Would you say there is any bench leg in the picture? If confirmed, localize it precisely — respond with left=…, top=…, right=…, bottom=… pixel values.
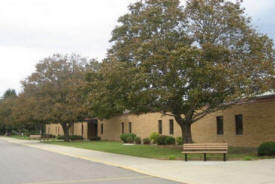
left=185, top=154, right=188, bottom=161
left=204, top=153, right=207, bottom=161
left=224, top=154, right=226, bottom=161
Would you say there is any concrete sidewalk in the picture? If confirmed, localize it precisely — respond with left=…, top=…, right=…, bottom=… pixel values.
left=1, top=137, right=275, bottom=184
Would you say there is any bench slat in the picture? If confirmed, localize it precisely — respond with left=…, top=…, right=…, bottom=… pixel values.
left=182, top=151, right=227, bottom=154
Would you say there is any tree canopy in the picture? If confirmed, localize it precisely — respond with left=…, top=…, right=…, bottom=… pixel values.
left=0, top=0, right=274, bottom=143
left=86, top=0, right=275, bottom=143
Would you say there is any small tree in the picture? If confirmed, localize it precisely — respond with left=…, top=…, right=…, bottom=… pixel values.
left=87, top=0, right=275, bottom=143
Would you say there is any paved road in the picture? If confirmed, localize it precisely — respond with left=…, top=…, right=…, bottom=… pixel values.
left=0, top=139, right=181, bottom=184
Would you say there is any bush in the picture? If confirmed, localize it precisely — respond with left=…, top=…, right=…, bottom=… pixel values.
left=150, top=132, right=160, bottom=144
left=89, top=136, right=101, bottom=141
left=57, top=135, right=83, bottom=141
left=42, top=134, right=56, bottom=138
left=156, top=135, right=167, bottom=145
left=135, top=137, right=141, bottom=144
left=156, top=135, right=175, bottom=145
left=120, top=133, right=136, bottom=143
left=10, top=130, right=19, bottom=136
left=176, top=137, right=183, bottom=145
left=143, top=138, right=151, bottom=144
left=258, top=142, right=275, bottom=156
left=126, top=136, right=134, bottom=143
left=165, top=136, right=176, bottom=145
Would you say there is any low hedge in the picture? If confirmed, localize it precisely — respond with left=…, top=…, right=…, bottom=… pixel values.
left=150, top=132, right=160, bottom=144
left=120, top=133, right=136, bottom=143
left=176, top=137, right=183, bottom=145
left=42, top=134, right=56, bottom=138
left=135, top=137, right=141, bottom=144
left=89, top=136, right=101, bottom=141
left=57, top=135, right=83, bottom=141
left=165, top=136, right=176, bottom=145
left=156, top=135, right=176, bottom=145
left=258, top=142, right=275, bottom=156
left=156, top=135, right=167, bottom=145
left=143, top=138, right=151, bottom=144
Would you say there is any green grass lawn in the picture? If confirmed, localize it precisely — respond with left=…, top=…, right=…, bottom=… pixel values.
left=44, top=140, right=275, bottom=161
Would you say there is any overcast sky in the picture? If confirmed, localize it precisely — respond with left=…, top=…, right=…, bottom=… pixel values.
left=0, top=0, right=274, bottom=97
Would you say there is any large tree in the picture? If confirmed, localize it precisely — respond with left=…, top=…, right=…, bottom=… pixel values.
left=23, top=54, right=91, bottom=141
left=0, top=89, right=17, bottom=134
left=87, top=0, right=275, bottom=143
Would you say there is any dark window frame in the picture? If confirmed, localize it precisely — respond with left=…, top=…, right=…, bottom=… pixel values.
left=128, top=122, right=132, bottom=133
left=81, top=123, right=84, bottom=136
left=101, top=123, right=103, bottom=134
left=158, top=120, right=162, bottom=134
left=216, top=116, right=224, bottom=135
left=235, top=114, right=243, bottom=135
left=169, top=119, right=174, bottom=135
left=121, top=122, right=124, bottom=134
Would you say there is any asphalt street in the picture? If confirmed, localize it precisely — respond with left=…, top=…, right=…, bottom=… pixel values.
left=0, top=139, right=182, bottom=184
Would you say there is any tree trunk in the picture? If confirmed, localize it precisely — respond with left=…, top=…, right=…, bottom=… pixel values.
left=181, top=122, right=193, bottom=143
left=61, top=123, right=71, bottom=142
left=175, top=114, right=193, bottom=143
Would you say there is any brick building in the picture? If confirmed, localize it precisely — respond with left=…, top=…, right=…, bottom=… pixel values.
left=46, top=94, right=275, bottom=147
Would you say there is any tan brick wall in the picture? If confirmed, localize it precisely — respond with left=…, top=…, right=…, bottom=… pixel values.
left=98, top=100, right=275, bottom=147
left=98, top=113, right=181, bottom=141
left=192, top=100, right=275, bottom=147
left=46, top=122, right=88, bottom=139
left=46, top=99, right=275, bottom=147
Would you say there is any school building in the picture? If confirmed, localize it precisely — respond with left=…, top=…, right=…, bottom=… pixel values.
left=46, top=94, right=275, bottom=147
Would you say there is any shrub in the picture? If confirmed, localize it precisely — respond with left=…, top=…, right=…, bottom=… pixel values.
left=43, top=134, right=56, bottom=138
left=11, top=130, right=19, bottom=135
left=176, top=137, right=183, bottom=145
left=120, top=134, right=128, bottom=143
left=57, top=135, right=65, bottom=140
left=70, top=135, right=83, bottom=140
left=120, top=133, right=136, bottom=143
left=156, top=135, right=167, bottom=145
left=150, top=132, right=160, bottom=144
left=165, top=136, right=176, bottom=145
left=258, top=142, right=275, bottom=156
left=57, top=135, right=83, bottom=140
left=90, top=136, right=101, bottom=141
left=135, top=137, right=141, bottom=144
left=156, top=135, right=176, bottom=145
left=126, top=136, right=134, bottom=143
left=143, top=138, right=151, bottom=144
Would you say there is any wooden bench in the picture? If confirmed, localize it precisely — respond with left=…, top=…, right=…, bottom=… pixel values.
left=29, top=135, right=41, bottom=140
left=182, top=143, right=228, bottom=161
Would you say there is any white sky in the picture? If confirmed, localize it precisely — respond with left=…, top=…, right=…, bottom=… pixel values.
left=0, top=0, right=274, bottom=96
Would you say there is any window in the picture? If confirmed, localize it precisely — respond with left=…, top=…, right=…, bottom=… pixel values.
left=235, top=114, right=243, bottom=135
left=121, top=122, right=124, bottom=134
left=216, top=116, right=223, bottom=135
left=101, top=124, right=104, bottom=134
left=169, top=119, right=174, bottom=135
left=128, top=122, right=132, bottom=133
left=158, top=120, right=162, bottom=134
left=81, top=123, right=84, bottom=136
left=71, top=125, right=74, bottom=135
